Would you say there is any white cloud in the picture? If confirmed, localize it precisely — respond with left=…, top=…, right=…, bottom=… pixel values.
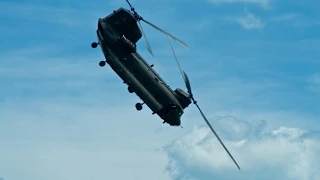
left=209, top=0, right=270, bottom=9
left=163, top=116, right=320, bottom=180
left=237, top=10, right=265, bottom=30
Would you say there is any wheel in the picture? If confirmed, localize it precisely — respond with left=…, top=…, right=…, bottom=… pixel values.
left=135, top=103, right=143, bottom=111
left=99, top=61, right=106, bottom=67
left=91, top=42, right=98, bottom=48
left=128, top=86, right=134, bottom=93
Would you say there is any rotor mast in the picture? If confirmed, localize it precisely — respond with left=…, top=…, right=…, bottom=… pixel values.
left=125, top=0, right=187, bottom=56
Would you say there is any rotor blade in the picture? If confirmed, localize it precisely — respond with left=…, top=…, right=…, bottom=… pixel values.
left=182, top=71, right=192, bottom=96
left=137, top=20, right=153, bottom=56
left=194, top=103, right=241, bottom=171
left=125, top=0, right=133, bottom=9
left=167, top=36, right=185, bottom=86
left=141, top=18, right=188, bottom=49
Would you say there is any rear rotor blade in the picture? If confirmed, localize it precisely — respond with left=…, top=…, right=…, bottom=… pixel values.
left=125, top=0, right=133, bottom=9
left=141, top=18, right=188, bottom=49
left=182, top=71, right=192, bottom=96
left=194, top=103, right=241, bottom=171
left=137, top=20, right=153, bottom=56
left=182, top=71, right=241, bottom=170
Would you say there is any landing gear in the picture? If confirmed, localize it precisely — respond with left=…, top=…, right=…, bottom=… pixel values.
left=135, top=103, right=144, bottom=111
left=128, top=86, right=134, bottom=93
left=91, top=42, right=98, bottom=48
left=99, top=61, right=106, bottom=67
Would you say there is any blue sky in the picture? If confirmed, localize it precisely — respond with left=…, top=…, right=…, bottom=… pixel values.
left=0, top=0, right=319, bottom=179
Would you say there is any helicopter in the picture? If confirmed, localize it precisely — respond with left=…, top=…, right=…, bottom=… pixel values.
left=91, top=0, right=241, bottom=171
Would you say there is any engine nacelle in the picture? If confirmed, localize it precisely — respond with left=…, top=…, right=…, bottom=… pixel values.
left=174, top=88, right=192, bottom=109
left=118, top=35, right=136, bottom=53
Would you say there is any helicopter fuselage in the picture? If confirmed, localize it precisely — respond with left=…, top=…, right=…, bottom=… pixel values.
left=93, top=8, right=191, bottom=126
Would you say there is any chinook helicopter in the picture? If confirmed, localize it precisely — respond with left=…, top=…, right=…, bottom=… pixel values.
left=91, top=0, right=241, bottom=171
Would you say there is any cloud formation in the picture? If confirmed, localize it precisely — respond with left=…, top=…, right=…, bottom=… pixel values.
left=237, top=10, right=264, bottom=30
left=163, top=116, right=320, bottom=180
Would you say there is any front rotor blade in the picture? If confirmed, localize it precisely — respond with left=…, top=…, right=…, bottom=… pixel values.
left=195, top=103, right=241, bottom=171
left=138, top=20, right=153, bottom=56
left=141, top=18, right=188, bottom=49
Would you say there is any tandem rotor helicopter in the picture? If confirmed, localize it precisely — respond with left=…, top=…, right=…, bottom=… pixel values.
left=91, top=0, right=241, bottom=171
